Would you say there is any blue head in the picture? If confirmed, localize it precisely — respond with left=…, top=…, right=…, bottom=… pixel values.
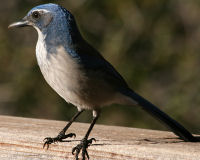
left=9, top=3, right=82, bottom=46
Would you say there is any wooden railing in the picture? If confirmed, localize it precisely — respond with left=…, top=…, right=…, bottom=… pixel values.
left=0, top=115, right=199, bottom=160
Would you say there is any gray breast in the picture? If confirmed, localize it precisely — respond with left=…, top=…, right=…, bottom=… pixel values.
left=36, top=40, right=86, bottom=106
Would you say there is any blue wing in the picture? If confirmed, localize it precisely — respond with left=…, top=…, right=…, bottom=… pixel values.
left=68, top=39, right=130, bottom=91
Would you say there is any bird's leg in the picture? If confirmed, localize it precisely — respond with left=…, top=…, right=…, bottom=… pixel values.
left=72, top=110, right=100, bottom=160
left=43, top=110, right=84, bottom=149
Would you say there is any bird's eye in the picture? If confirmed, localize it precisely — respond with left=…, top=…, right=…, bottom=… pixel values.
left=32, top=11, right=40, bottom=19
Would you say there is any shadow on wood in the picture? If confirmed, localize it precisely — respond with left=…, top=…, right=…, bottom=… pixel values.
left=0, top=115, right=199, bottom=160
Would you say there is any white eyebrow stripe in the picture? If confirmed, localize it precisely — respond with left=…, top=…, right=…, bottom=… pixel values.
left=32, top=9, right=50, bottom=14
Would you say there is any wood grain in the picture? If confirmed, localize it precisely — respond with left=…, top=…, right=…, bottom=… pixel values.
left=0, top=115, right=199, bottom=160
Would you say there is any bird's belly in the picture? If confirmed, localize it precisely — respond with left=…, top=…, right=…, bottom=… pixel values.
left=41, top=63, right=81, bottom=105
left=39, top=60, right=116, bottom=109
left=36, top=47, right=119, bottom=109
left=36, top=47, right=88, bottom=108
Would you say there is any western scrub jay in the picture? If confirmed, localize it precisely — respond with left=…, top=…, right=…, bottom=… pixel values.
left=9, top=3, right=198, bottom=160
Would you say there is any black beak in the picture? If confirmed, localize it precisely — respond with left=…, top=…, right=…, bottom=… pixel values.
left=8, top=18, right=29, bottom=28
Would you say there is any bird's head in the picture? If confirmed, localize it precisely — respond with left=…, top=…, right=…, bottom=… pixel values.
left=8, top=3, right=75, bottom=33
left=9, top=3, right=82, bottom=49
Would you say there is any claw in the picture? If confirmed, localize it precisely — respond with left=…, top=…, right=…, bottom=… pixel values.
left=43, top=137, right=54, bottom=149
left=72, top=145, right=80, bottom=155
left=43, top=137, right=48, bottom=141
left=43, top=141, right=50, bottom=149
left=43, top=133, right=76, bottom=149
left=43, top=137, right=53, bottom=142
left=88, top=138, right=96, bottom=145
left=66, top=133, right=76, bottom=139
left=72, top=145, right=81, bottom=160
left=72, top=148, right=75, bottom=155
left=72, top=137, right=96, bottom=160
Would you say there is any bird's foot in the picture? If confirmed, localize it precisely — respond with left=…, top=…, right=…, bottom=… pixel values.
left=43, top=132, right=76, bottom=149
left=72, top=137, right=96, bottom=160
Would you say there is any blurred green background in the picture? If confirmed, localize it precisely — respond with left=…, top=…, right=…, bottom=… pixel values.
left=0, top=0, right=200, bottom=133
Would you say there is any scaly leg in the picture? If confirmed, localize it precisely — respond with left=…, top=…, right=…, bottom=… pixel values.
left=72, top=110, right=100, bottom=160
left=43, top=110, right=84, bottom=149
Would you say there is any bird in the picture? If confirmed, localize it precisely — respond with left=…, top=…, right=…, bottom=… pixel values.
left=9, top=3, right=198, bottom=160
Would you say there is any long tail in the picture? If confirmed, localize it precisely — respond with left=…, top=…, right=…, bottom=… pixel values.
left=124, top=89, right=198, bottom=142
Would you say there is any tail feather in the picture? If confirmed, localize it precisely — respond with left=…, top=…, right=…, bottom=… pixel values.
left=125, top=89, right=198, bottom=142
